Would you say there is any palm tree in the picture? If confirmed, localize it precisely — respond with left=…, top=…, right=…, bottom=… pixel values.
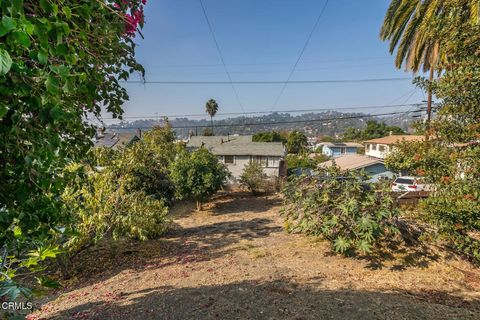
left=205, top=99, right=219, bottom=135
left=380, top=0, right=479, bottom=137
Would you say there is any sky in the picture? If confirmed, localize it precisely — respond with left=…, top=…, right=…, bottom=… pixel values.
left=108, top=0, right=426, bottom=123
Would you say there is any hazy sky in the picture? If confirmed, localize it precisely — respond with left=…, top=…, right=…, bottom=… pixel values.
left=109, top=0, right=426, bottom=123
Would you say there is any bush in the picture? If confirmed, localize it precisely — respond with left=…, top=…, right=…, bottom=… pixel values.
left=239, top=161, right=267, bottom=195
left=282, top=166, right=399, bottom=255
left=170, top=148, right=229, bottom=210
left=63, top=166, right=169, bottom=251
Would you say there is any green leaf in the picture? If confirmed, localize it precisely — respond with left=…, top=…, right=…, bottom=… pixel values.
left=0, top=280, right=32, bottom=300
left=36, top=276, right=62, bottom=289
left=357, top=240, right=372, bottom=254
left=13, top=31, right=31, bottom=48
left=333, top=236, right=350, bottom=254
left=0, top=105, right=7, bottom=119
left=13, top=226, right=22, bottom=238
left=62, top=7, right=72, bottom=19
left=38, top=51, right=48, bottom=65
left=0, top=48, right=12, bottom=75
left=0, top=17, right=16, bottom=37
left=45, top=75, right=59, bottom=94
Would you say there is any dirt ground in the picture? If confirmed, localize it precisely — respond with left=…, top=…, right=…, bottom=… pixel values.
left=30, top=192, right=480, bottom=319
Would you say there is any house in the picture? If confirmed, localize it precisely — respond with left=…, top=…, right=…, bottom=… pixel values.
left=364, top=135, right=424, bottom=159
left=320, top=142, right=363, bottom=158
left=186, top=135, right=286, bottom=180
left=319, top=154, right=394, bottom=182
left=93, top=129, right=141, bottom=149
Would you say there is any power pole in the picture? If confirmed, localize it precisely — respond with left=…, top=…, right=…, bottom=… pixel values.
left=425, top=66, right=434, bottom=140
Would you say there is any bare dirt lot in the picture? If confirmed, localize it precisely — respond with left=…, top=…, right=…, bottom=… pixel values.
left=31, top=192, right=480, bottom=319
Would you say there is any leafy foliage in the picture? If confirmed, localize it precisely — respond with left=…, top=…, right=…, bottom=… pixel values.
left=252, top=131, right=285, bottom=143
left=384, top=9, right=480, bottom=262
left=286, top=152, right=328, bottom=171
left=239, top=161, right=267, bottom=195
left=286, top=130, right=308, bottom=154
left=343, top=120, right=405, bottom=141
left=0, top=0, right=146, bottom=303
left=282, top=166, right=399, bottom=255
left=170, top=148, right=229, bottom=210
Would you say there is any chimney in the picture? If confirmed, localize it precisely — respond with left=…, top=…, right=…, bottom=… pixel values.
left=137, top=128, right=142, bottom=139
left=389, top=130, right=393, bottom=136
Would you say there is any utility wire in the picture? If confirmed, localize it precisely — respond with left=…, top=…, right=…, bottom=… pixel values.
left=271, top=0, right=329, bottom=110
left=108, top=110, right=413, bottom=130
left=121, top=77, right=412, bottom=85
left=198, top=0, right=246, bottom=114
left=101, top=103, right=422, bottom=120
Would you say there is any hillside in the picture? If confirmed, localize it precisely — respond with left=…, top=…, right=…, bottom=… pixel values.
left=107, top=111, right=414, bottom=138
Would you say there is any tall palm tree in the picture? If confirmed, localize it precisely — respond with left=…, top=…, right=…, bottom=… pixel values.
left=205, top=99, right=219, bottom=135
left=380, top=0, right=479, bottom=137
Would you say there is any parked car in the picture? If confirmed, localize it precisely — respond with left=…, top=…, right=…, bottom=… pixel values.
left=391, top=176, right=426, bottom=192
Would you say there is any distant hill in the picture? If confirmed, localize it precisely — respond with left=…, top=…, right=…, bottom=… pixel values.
left=107, top=111, right=414, bottom=138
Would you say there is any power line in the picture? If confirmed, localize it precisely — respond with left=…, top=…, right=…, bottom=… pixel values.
left=109, top=110, right=414, bottom=130
left=101, top=103, right=422, bottom=120
left=271, top=0, right=330, bottom=110
left=121, top=77, right=412, bottom=85
left=198, top=0, right=246, bottom=114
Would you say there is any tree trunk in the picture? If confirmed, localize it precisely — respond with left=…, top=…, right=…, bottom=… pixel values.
left=210, top=116, right=214, bottom=135
left=425, top=66, right=434, bottom=140
left=196, top=200, right=202, bottom=211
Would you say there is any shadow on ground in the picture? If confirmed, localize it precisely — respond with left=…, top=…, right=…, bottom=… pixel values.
left=43, top=279, right=480, bottom=320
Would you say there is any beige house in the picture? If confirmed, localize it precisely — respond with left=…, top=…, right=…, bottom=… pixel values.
left=187, top=135, right=286, bottom=181
left=364, top=135, right=424, bottom=159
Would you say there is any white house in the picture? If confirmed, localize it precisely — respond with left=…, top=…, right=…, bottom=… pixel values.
left=364, top=135, right=424, bottom=159
left=186, top=135, right=287, bottom=181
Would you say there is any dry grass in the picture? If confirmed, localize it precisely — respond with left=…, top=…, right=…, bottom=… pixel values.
left=29, top=191, right=480, bottom=320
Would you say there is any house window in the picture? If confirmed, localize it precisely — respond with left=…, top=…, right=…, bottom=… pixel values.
left=267, top=157, right=278, bottom=168
left=224, top=155, right=234, bottom=164
left=251, top=156, right=267, bottom=166
left=379, top=145, right=386, bottom=152
left=340, top=147, right=346, bottom=154
left=371, top=144, right=377, bottom=151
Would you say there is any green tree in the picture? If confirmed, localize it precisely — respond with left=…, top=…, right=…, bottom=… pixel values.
left=286, top=130, right=308, bottom=154
left=380, top=0, right=479, bottom=132
left=343, top=120, right=405, bottom=141
left=170, top=148, right=229, bottom=210
left=252, top=131, right=285, bottom=143
left=205, top=98, right=219, bottom=134
left=0, top=0, right=147, bottom=303
left=385, top=14, right=480, bottom=262
left=239, top=161, right=267, bottom=195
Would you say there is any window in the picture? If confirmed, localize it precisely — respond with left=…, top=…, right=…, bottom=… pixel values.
left=371, top=144, right=377, bottom=151
left=224, top=155, right=234, bottom=164
left=251, top=156, right=267, bottom=166
left=378, top=145, right=386, bottom=152
left=340, top=147, right=346, bottom=154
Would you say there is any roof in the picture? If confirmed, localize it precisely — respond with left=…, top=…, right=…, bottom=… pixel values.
left=321, top=142, right=363, bottom=148
left=187, top=135, right=286, bottom=157
left=319, top=154, right=384, bottom=171
left=363, top=135, right=424, bottom=145
left=93, top=132, right=139, bottom=149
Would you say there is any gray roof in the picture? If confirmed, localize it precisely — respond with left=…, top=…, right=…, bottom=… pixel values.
left=93, top=132, right=139, bottom=149
left=319, top=154, right=384, bottom=171
left=187, top=135, right=285, bottom=157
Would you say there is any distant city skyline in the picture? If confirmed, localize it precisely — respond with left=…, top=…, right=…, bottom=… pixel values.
left=107, top=0, right=427, bottom=123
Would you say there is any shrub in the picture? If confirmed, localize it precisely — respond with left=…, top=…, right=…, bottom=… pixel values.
left=170, top=148, right=229, bottom=210
left=282, top=166, right=400, bottom=255
left=239, top=161, right=267, bottom=195
left=63, top=166, right=169, bottom=251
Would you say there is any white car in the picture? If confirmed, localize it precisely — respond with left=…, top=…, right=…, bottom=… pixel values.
left=391, top=176, right=426, bottom=192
